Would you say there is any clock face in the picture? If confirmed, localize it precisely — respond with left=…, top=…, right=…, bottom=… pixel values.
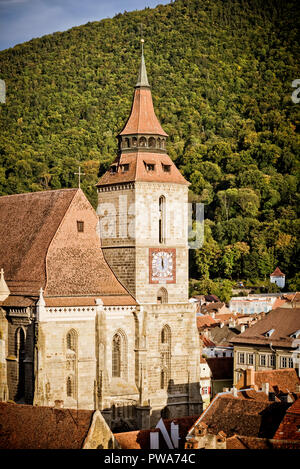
left=149, top=248, right=176, bottom=284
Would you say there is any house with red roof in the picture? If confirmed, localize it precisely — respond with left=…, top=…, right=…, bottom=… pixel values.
left=270, top=267, right=286, bottom=288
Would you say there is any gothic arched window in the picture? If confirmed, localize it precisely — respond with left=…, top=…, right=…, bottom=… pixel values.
left=112, top=330, right=128, bottom=380
left=66, top=329, right=77, bottom=352
left=157, top=287, right=168, bottom=304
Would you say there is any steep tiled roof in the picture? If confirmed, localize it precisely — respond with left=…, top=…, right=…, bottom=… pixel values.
left=236, top=369, right=300, bottom=395
left=119, top=87, right=168, bottom=137
left=0, top=189, right=136, bottom=306
left=191, top=395, right=290, bottom=439
left=270, top=267, right=285, bottom=277
left=201, top=302, right=228, bottom=314
left=0, top=189, right=77, bottom=295
left=230, top=307, right=300, bottom=348
left=197, top=315, right=218, bottom=329
left=208, top=325, right=239, bottom=346
left=114, top=429, right=156, bottom=450
left=97, top=152, right=189, bottom=186
left=273, top=399, right=300, bottom=441
left=226, top=435, right=300, bottom=449
left=0, top=402, right=93, bottom=449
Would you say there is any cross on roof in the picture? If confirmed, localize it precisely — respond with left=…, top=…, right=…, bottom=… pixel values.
left=74, top=166, right=85, bottom=189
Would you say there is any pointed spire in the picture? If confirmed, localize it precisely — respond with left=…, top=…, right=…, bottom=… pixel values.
left=0, top=268, right=10, bottom=301
left=136, top=39, right=150, bottom=88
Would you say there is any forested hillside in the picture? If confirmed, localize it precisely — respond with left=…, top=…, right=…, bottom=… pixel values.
left=0, top=0, right=299, bottom=294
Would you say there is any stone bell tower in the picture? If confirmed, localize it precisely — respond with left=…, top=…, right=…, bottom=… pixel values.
left=96, top=43, right=202, bottom=425
left=96, top=42, right=190, bottom=306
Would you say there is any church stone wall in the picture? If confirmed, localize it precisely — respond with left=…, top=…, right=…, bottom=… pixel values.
left=36, top=317, right=96, bottom=410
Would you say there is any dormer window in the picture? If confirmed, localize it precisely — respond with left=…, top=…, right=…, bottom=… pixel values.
left=290, top=330, right=300, bottom=339
left=77, top=221, right=84, bottom=232
left=120, top=164, right=129, bottom=173
left=162, top=164, right=171, bottom=173
left=144, top=162, right=155, bottom=172
left=110, top=164, right=117, bottom=173
left=264, top=329, right=275, bottom=337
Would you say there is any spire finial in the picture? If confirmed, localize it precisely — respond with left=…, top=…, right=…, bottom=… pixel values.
left=136, top=23, right=149, bottom=88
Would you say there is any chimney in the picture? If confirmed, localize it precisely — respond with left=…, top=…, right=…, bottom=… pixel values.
left=240, top=325, right=245, bottom=333
left=262, top=382, right=269, bottom=395
left=150, top=430, right=159, bottom=450
left=171, top=421, right=179, bottom=449
left=220, top=322, right=224, bottom=328
left=211, top=312, right=215, bottom=319
left=54, top=400, right=64, bottom=409
left=245, top=367, right=255, bottom=388
left=232, top=386, right=238, bottom=397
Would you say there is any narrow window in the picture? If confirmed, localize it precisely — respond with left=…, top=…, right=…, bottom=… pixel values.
left=260, top=354, right=266, bottom=366
left=67, top=376, right=73, bottom=397
left=238, top=352, right=245, bottom=364
left=160, top=370, right=166, bottom=389
left=112, top=334, right=121, bottom=377
left=248, top=353, right=254, bottom=365
left=77, top=221, right=84, bottom=232
left=269, top=355, right=276, bottom=367
left=159, top=195, right=166, bottom=244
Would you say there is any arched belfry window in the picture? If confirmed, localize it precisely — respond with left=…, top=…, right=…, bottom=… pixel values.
left=157, top=287, right=168, bottom=304
left=112, top=330, right=128, bottom=379
left=159, top=195, right=166, bottom=244
left=149, top=137, right=156, bottom=148
left=139, top=136, right=147, bottom=147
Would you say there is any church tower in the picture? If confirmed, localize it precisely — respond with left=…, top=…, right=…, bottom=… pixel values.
left=97, top=44, right=202, bottom=426
left=97, top=43, right=190, bottom=305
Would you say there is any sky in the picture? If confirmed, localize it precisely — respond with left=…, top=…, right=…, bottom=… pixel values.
left=0, top=0, right=171, bottom=51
